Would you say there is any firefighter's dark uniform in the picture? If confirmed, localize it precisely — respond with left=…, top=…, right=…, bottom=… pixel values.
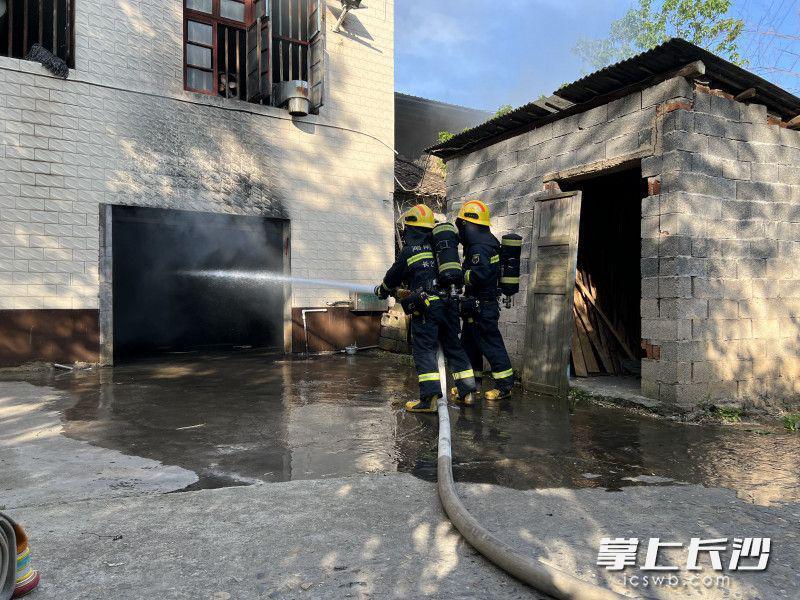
left=460, top=222, right=515, bottom=395
left=377, top=226, right=477, bottom=406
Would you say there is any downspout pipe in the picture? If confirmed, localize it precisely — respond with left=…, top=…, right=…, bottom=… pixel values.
left=436, top=395, right=626, bottom=599
left=301, top=309, right=328, bottom=356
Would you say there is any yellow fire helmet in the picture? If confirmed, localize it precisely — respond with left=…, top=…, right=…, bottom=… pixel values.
left=458, top=200, right=491, bottom=227
left=402, top=204, right=436, bottom=229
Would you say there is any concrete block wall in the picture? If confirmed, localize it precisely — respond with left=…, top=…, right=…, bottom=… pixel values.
left=446, top=79, right=690, bottom=373
left=641, top=90, right=800, bottom=407
left=0, top=0, right=395, bottom=313
left=446, top=76, right=800, bottom=408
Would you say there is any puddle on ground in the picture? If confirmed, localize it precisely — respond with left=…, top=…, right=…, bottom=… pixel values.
left=16, top=352, right=800, bottom=506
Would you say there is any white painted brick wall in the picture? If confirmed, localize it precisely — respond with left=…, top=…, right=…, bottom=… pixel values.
left=0, top=0, right=395, bottom=310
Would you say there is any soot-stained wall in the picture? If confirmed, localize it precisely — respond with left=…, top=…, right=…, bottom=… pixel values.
left=0, top=1, right=395, bottom=314
left=0, top=1, right=396, bottom=364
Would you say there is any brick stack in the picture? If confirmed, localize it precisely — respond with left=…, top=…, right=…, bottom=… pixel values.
left=378, top=307, right=410, bottom=354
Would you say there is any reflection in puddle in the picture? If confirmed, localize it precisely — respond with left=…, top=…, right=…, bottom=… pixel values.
left=18, top=352, right=800, bottom=506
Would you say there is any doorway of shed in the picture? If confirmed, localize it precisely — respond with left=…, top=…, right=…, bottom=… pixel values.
left=103, top=206, right=290, bottom=363
left=561, top=167, right=645, bottom=380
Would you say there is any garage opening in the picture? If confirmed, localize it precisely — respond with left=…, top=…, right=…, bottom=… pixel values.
left=111, top=206, right=288, bottom=361
left=562, top=167, right=645, bottom=379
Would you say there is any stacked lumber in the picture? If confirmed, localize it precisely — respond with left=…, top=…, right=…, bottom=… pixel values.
left=571, top=270, right=636, bottom=377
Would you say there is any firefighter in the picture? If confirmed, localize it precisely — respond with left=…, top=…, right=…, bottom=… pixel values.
left=375, top=204, right=477, bottom=412
left=456, top=200, right=515, bottom=401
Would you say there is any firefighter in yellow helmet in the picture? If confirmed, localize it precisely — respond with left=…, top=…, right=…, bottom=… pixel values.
left=455, top=200, right=515, bottom=401
left=374, top=204, right=477, bottom=412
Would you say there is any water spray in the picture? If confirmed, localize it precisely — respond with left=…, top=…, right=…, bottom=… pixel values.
left=180, top=270, right=375, bottom=295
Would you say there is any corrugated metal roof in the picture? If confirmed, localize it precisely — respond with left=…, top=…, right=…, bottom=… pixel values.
left=428, top=38, right=800, bottom=160
left=425, top=95, right=571, bottom=160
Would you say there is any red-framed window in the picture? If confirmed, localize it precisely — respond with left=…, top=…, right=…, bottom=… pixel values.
left=184, top=0, right=325, bottom=111
left=184, top=0, right=255, bottom=98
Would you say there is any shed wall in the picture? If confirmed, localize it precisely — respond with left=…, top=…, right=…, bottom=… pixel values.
left=446, top=76, right=800, bottom=409
left=644, top=91, right=800, bottom=408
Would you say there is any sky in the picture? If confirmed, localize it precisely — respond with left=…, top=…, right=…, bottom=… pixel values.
left=394, top=0, right=800, bottom=112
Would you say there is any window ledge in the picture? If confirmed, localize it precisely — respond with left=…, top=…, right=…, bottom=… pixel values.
left=0, top=55, right=55, bottom=77
left=0, top=55, right=322, bottom=124
left=179, top=88, right=321, bottom=122
left=0, top=56, right=21, bottom=71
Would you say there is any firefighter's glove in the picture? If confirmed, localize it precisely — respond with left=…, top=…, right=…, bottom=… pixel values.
left=374, top=283, right=390, bottom=300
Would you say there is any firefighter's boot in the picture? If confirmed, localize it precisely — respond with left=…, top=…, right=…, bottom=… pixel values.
left=405, top=395, right=440, bottom=413
left=451, top=387, right=477, bottom=405
left=484, top=388, right=512, bottom=402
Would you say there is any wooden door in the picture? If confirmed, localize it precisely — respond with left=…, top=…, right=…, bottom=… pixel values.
left=522, top=190, right=582, bottom=396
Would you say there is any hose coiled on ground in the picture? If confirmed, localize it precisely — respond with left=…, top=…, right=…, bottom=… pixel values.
left=0, top=513, right=18, bottom=600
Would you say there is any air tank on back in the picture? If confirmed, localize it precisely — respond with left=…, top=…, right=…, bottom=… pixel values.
left=432, top=222, right=464, bottom=292
left=500, top=233, right=522, bottom=307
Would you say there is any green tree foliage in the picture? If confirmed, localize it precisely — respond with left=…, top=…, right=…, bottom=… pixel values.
left=437, top=130, right=456, bottom=144
left=574, top=0, right=745, bottom=70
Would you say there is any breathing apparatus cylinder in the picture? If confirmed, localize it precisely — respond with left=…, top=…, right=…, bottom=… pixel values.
left=500, top=234, right=522, bottom=306
left=432, top=223, right=464, bottom=291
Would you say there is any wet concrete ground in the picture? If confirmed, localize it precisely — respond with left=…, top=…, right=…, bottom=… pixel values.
left=18, top=351, right=800, bottom=506
left=4, top=351, right=800, bottom=598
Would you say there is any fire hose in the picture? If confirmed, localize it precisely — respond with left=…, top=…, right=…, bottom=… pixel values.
left=434, top=354, right=626, bottom=599
left=0, top=514, right=14, bottom=600
left=0, top=513, right=39, bottom=600
left=0, top=513, right=24, bottom=600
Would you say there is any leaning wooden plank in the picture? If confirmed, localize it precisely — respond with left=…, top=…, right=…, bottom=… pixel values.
left=573, top=301, right=600, bottom=373
left=574, top=307, right=596, bottom=375
left=577, top=269, right=588, bottom=293
left=588, top=273, right=599, bottom=303
left=593, top=311, right=622, bottom=375
left=579, top=270, right=599, bottom=307
left=588, top=298, right=615, bottom=369
left=576, top=278, right=636, bottom=361
left=574, top=288, right=614, bottom=374
left=576, top=271, right=615, bottom=366
left=571, top=319, right=588, bottom=377
left=597, top=317, right=623, bottom=376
